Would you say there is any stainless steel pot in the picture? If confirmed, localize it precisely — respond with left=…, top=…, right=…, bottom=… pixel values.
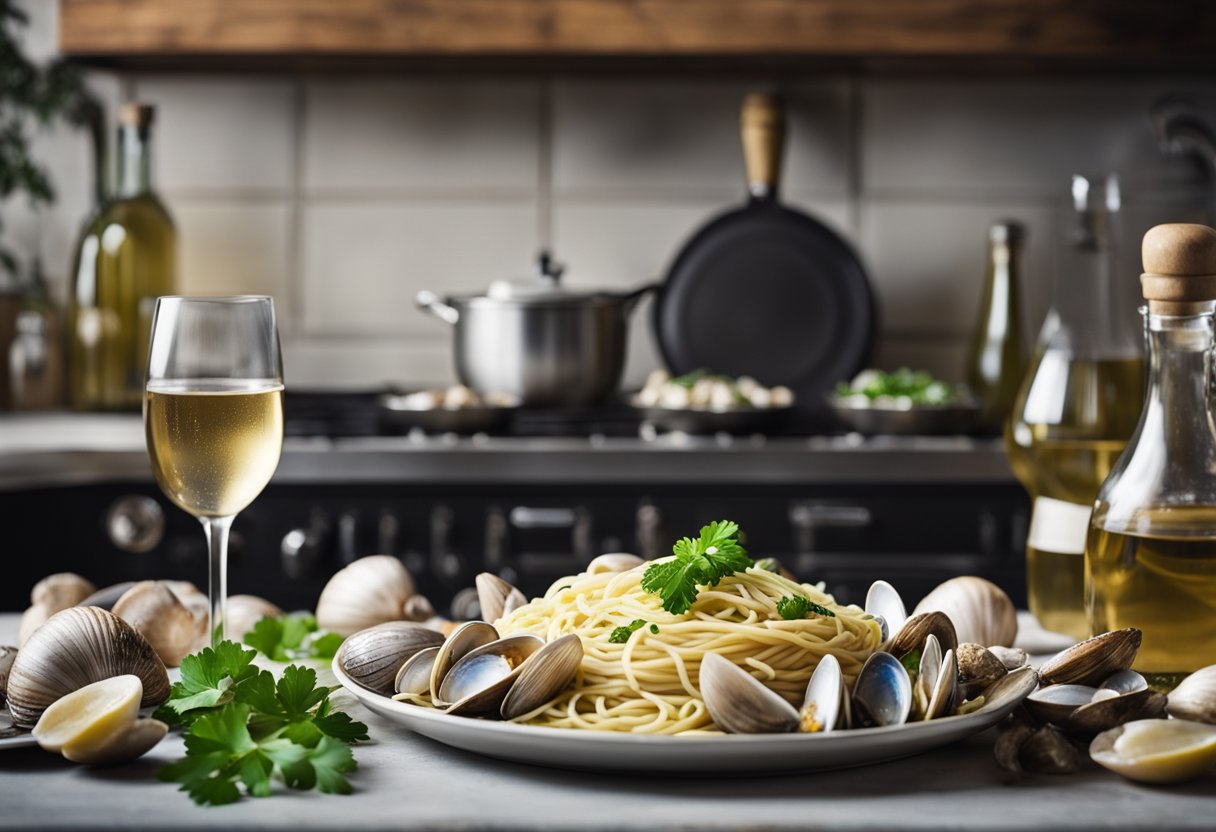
left=417, top=255, right=655, bottom=407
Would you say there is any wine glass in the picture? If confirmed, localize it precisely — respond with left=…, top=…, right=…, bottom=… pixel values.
left=144, top=296, right=283, bottom=646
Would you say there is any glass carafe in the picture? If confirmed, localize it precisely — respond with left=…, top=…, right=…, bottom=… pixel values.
left=1086, top=223, right=1216, bottom=686
left=1006, top=175, right=1144, bottom=639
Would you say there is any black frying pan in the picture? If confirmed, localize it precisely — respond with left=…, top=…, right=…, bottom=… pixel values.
left=654, top=94, right=875, bottom=408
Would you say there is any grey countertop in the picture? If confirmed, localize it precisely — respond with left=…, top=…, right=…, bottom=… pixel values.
left=1, top=614, right=1211, bottom=832
left=0, top=413, right=1016, bottom=491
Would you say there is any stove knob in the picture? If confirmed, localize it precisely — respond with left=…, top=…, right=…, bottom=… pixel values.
left=281, top=511, right=329, bottom=579
left=106, top=495, right=165, bottom=554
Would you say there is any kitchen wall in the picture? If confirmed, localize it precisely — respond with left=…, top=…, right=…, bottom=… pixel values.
left=8, top=1, right=1216, bottom=391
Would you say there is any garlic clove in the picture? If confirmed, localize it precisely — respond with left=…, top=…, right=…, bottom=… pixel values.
left=63, top=717, right=167, bottom=766
left=32, top=675, right=143, bottom=753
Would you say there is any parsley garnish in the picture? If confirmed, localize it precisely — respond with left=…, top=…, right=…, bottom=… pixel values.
left=900, top=649, right=921, bottom=676
left=640, top=520, right=752, bottom=614
left=244, top=613, right=343, bottom=662
left=609, top=619, right=647, bottom=643
left=649, top=624, right=660, bottom=634
left=155, top=641, right=368, bottom=806
left=776, top=594, right=836, bottom=621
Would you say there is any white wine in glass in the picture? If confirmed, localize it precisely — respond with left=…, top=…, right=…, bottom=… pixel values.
left=145, top=297, right=283, bottom=646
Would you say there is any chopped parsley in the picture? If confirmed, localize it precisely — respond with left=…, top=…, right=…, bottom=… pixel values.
left=649, top=624, right=660, bottom=634
left=640, top=520, right=752, bottom=614
left=776, top=594, right=836, bottom=621
left=609, top=619, right=647, bottom=643
left=243, top=613, right=343, bottom=662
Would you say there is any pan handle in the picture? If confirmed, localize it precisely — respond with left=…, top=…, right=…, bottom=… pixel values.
left=416, top=290, right=460, bottom=325
left=621, top=282, right=659, bottom=314
left=741, top=93, right=785, bottom=201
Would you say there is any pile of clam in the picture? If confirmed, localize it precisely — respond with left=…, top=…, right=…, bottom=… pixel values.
left=702, top=576, right=1036, bottom=734
left=337, top=572, right=584, bottom=721
left=997, top=630, right=1216, bottom=784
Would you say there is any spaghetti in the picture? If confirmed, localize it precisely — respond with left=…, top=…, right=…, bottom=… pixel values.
left=492, top=562, right=880, bottom=734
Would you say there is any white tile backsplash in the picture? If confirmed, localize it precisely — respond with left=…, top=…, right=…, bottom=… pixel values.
left=135, top=78, right=295, bottom=193
left=175, top=200, right=292, bottom=300
left=303, top=81, right=541, bottom=193
left=284, top=338, right=453, bottom=389
left=300, top=200, right=537, bottom=334
left=552, top=81, right=851, bottom=197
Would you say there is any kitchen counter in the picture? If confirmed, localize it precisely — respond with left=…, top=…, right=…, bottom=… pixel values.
left=0, top=413, right=1015, bottom=491
left=1, top=614, right=1211, bottom=832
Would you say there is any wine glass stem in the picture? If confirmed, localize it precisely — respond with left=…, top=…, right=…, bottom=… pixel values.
left=200, top=515, right=236, bottom=647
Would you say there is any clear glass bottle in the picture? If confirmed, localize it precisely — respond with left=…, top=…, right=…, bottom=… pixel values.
left=67, top=103, right=176, bottom=410
left=966, top=221, right=1027, bottom=434
left=1087, top=223, right=1216, bottom=686
left=1005, top=175, right=1144, bottom=639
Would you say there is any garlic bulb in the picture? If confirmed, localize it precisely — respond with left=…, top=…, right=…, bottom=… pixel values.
left=912, top=576, right=1018, bottom=648
left=6, top=606, right=169, bottom=728
left=112, top=581, right=207, bottom=667
left=316, top=555, right=416, bottom=636
left=18, top=573, right=96, bottom=647
left=224, top=595, right=284, bottom=642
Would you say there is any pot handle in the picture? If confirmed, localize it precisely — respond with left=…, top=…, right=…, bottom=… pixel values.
left=622, top=282, right=660, bottom=314
left=416, top=290, right=460, bottom=325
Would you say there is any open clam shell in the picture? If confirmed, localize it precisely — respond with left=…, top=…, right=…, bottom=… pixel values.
left=500, top=634, right=584, bottom=720
left=800, top=653, right=846, bottom=733
left=1038, top=628, right=1141, bottom=687
left=1024, top=684, right=1098, bottom=724
left=1063, top=689, right=1167, bottom=738
left=1167, top=666, right=1216, bottom=725
left=865, top=580, right=907, bottom=647
left=394, top=645, right=441, bottom=696
left=475, top=574, right=528, bottom=624
left=700, top=653, right=799, bottom=734
left=430, top=621, right=499, bottom=702
left=1091, top=718, right=1216, bottom=784
left=438, top=634, right=543, bottom=716
left=852, top=652, right=912, bottom=728
left=337, top=621, right=445, bottom=695
left=887, top=611, right=958, bottom=663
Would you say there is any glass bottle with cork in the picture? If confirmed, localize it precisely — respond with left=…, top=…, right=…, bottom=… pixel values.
left=67, top=102, right=176, bottom=410
left=1005, top=174, right=1144, bottom=639
left=1086, top=223, right=1216, bottom=686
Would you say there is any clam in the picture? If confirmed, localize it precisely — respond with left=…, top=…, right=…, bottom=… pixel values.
left=700, top=652, right=800, bottom=734
left=402, top=595, right=437, bottom=623
left=500, top=634, right=584, bottom=720
left=887, top=611, right=957, bottom=662
left=111, top=581, right=207, bottom=667
left=1019, top=724, right=1083, bottom=774
left=18, top=573, right=97, bottom=647
left=1097, top=669, right=1149, bottom=697
left=980, top=666, right=1040, bottom=712
left=586, top=553, right=645, bottom=574
left=78, top=582, right=138, bottom=611
left=1024, top=684, right=1098, bottom=725
left=1037, top=628, right=1141, bottom=687
left=336, top=621, right=445, bottom=695
left=988, top=646, right=1029, bottom=671
left=1167, top=665, right=1216, bottom=725
left=916, top=636, right=957, bottom=720
left=995, top=719, right=1035, bottom=777
left=475, top=573, right=528, bottom=624
left=864, top=580, right=907, bottom=646
left=0, top=645, right=15, bottom=704
left=852, top=652, right=913, bottom=728
left=316, top=555, right=417, bottom=636
left=800, top=653, right=848, bottom=733
left=437, top=635, right=543, bottom=716
left=912, top=576, right=1017, bottom=648
left=1091, top=718, right=1216, bottom=784
left=6, top=606, right=169, bottom=728
left=1062, top=689, right=1167, bottom=738
left=956, top=643, right=1008, bottom=700
left=394, top=646, right=441, bottom=696
left=430, top=621, right=499, bottom=701
left=223, top=594, right=283, bottom=642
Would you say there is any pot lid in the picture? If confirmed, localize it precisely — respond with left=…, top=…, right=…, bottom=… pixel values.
left=483, top=252, right=618, bottom=303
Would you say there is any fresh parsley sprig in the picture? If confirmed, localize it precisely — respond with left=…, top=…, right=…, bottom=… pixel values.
left=244, top=613, right=344, bottom=662
left=155, top=641, right=368, bottom=806
left=640, top=520, right=752, bottom=614
left=776, top=594, right=836, bottom=621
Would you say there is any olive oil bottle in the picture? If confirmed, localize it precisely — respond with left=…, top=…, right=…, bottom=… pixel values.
left=1005, top=175, right=1143, bottom=639
left=965, top=221, right=1026, bottom=434
left=1087, top=223, right=1216, bottom=685
left=67, top=103, right=176, bottom=410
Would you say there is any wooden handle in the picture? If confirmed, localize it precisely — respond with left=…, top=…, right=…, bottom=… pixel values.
left=741, top=93, right=785, bottom=198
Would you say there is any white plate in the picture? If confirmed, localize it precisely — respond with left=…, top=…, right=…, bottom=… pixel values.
left=333, top=659, right=1038, bottom=774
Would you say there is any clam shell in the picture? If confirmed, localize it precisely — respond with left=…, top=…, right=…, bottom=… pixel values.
left=439, top=635, right=543, bottom=716
left=1038, top=628, right=1141, bottom=687
left=1167, top=665, right=1216, bottom=725
left=31, top=573, right=96, bottom=610
left=887, top=611, right=958, bottom=662
left=1024, top=684, right=1098, bottom=724
left=78, top=582, right=138, bottom=611
left=475, top=573, right=528, bottom=624
left=700, top=652, right=799, bottom=734
left=402, top=595, right=436, bottom=623
left=1020, top=724, right=1083, bottom=774
left=337, top=621, right=445, bottom=695
left=988, top=646, right=1029, bottom=671
left=586, top=553, right=645, bottom=574
left=112, top=581, right=206, bottom=668
left=851, top=651, right=912, bottom=728
left=0, top=645, right=15, bottom=704
left=800, top=653, right=845, bottom=733
left=912, top=576, right=1017, bottom=648
left=430, top=621, right=499, bottom=702
left=926, top=648, right=958, bottom=720
left=500, top=634, right=584, bottom=720
left=6, top=607, right=169, bottom=728
left=1090, top=718, right=1216, bottom=784
left=1063, top=689, right=1167, bottom=738
left=394, top=646, right=441, bottom=696
left=864, top=580, right=907, bottom=646
left=956, top=643, right=1008, bottom=700
left=316, top=555, right=416, bottom=636
left=223, top=595, right=283, bottom=643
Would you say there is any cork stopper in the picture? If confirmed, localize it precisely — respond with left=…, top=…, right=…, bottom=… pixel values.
left=1140, top=223, right=1216, bottom=315
left=118, top=103, right=155, bottom=129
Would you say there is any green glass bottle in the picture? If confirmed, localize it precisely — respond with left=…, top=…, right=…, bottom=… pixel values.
left=965, top=221, right=1027, bottom=434
left=67, top=103, right=176, bottom=410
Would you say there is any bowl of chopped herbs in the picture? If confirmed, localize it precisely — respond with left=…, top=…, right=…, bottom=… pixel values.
left=829, top=368, right=980, bottom=435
